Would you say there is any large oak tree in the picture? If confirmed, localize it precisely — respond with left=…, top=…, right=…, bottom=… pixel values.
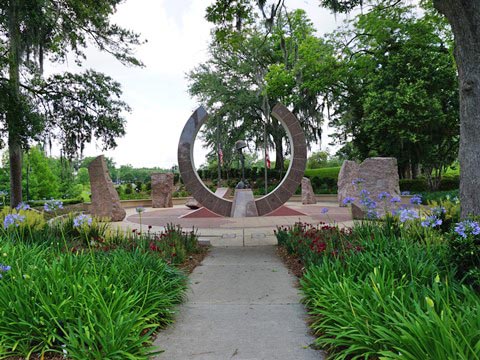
left=1, top=0, right=142, bottom=206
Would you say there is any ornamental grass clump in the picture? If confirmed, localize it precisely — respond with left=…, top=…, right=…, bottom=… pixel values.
left=0, top=240, right=187, bottom=359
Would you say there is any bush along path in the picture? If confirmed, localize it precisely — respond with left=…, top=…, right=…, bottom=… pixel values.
left=154, top=246, right=324, bottom=359
left=276, top=207, right=480, bottom=359
left=0, top=205, right=206, bottom=359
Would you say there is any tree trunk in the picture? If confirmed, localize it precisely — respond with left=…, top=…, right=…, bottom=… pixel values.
left=273, top=135, right=284, bottom=171
left=7, top=0, right=23, bottom=208
left=434, top=0, right=480, bottom=218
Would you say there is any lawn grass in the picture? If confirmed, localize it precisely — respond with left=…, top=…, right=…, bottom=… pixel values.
left=304, top=166, right=341, bottom=178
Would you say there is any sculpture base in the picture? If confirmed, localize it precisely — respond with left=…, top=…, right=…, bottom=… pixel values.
left=231, top=189, right=258, bottom=218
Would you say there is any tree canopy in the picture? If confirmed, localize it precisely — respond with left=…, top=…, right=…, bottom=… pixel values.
left=189, top=8, right=332, bottom=172
left=326, top=4, right=458, bottom=188
left=206, top=0, right=480, bottom=217
left=1, top=0, right=143, bottom=206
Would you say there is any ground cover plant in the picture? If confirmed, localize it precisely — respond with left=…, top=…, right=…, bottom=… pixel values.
left=276, top=203, right=480, bottom=359
left=0, top=206, right=203, bottom=359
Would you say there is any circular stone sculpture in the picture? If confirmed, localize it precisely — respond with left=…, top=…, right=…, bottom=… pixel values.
left=177, top=103, right=307, bottom=217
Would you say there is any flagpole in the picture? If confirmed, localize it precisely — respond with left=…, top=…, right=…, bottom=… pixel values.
left=217, top=117, right=222, bottom=187
left=264, top=121, right=268, bottom=195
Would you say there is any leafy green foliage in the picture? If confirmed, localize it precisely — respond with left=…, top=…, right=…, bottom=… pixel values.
left=189, top=9, right=330, bottom=171
left=0, top=207, right=205, bottom=357
left=327, top=4, right=458, bottom=184
left=448, top=224, right=480, bottom=289
left=0, top=242, right=186, bottom=359
left=277, top=221, right=480, bottom=359
left=1, top=0, right=143, bottom=206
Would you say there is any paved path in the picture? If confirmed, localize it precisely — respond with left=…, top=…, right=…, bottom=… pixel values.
left=154, top=246, right=324, bottom=360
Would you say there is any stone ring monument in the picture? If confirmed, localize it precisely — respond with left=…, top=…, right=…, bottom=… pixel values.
left=178, top=103, right=307, bottom=217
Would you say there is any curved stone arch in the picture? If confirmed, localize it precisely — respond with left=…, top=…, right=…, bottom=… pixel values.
left=177, top=103, right=307, bottom=217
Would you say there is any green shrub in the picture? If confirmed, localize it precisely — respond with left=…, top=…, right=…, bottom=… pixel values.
left=399, top=178, right=428, bottom=192
left=27, top=197, right=84, bottom=206
left=303, top=167, right=340, bottom=194
left=420, top=189, right=459, bottom=204
left=0, top=242, right=187, bottom=359
left=438, top=175, right=460, bottom=191
left=0, top=207, right=46, bottom=235
left=400, top=177, right=459, bottom=192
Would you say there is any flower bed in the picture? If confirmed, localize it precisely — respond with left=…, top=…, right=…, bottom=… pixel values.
left=276, top=215, right=480, bottom=359
left=0, top=206, right=204, bottom=359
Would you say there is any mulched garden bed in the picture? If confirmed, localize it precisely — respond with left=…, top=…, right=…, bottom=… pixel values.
left=178, top=244, right=210, bottom=274
left=276, top=246, right=305, bottom=280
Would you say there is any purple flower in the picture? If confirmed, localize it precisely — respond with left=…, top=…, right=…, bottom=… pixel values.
left=0, top=264, right=11, bottom=272
left=399, top=208, right=419, bottom=223
left=410, top=194, right=422, bottom=205
left=360, top=197, right=377, bottom=209
left=342, top=197, right=355, bottom=205
left=390, top=196, right=401, bottom=204
left=3, top=213, right=25, bottom=229
left=401, top=191, right=411, bottom=196
left=15, top=202, right=31, bottom=211
left=431, top=206, right=446, bottom=217
left=0, top=264, right=11, bottom=279
left=352, top=178, right=365, bottom=185
left=421, top=215, right=443, bottom=228
left=366, top=209, right=379, bottom=219
left=321, top=208, right=329, bottom=214
left=378, top=191, right=391, bottom=200
left=73, top=214, right=92, bottom=228
left=135, top=207, right=145, bottom=214
left=44, top=200, right=64, bottom=212
left=454, top=220, right=480, bottom=238
left=359, top=189, right=370, bottom=197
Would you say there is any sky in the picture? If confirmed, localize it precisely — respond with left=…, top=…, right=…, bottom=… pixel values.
left=47, top=0, right=351, bottom=169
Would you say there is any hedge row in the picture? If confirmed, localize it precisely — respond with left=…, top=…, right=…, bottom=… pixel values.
left=399, top=175, right=459, bottom=192
left=192, top=166, right=460, bottom=195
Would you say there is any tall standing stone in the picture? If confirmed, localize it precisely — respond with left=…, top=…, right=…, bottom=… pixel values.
left=88, top=155, right=126, bottom=221
left=151, top=173, right=174, bottom=208
left=337, top=157, right=400, bottom=207
left=337, top=160, right=360, bottom=206
left=301, top=177, right=317, bottom=204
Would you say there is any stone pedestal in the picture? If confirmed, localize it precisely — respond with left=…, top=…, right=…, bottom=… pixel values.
left=152, top=173, right=174, bottom=208
left=88, top=155, right=126, bottom=221
left=301, top=177, right=316, bottom=205
left=231, top=189, right=258, bottom=218
left=337, top=157, right=400, bottom=207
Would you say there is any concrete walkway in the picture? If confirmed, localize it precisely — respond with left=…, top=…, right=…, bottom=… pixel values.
left=154, top=246, right=324, bottom=360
